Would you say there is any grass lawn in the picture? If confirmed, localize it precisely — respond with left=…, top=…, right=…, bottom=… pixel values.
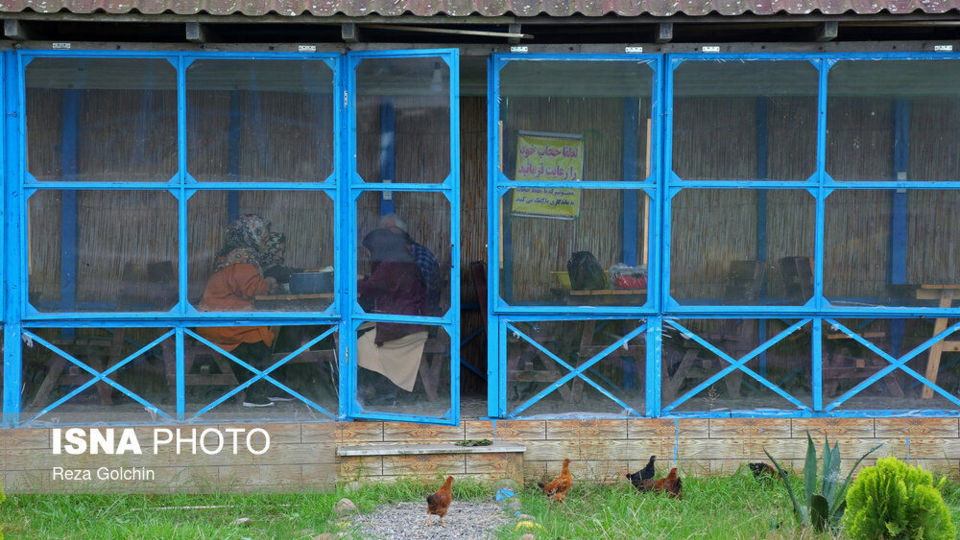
left=2, top=468, right=960, bottom=539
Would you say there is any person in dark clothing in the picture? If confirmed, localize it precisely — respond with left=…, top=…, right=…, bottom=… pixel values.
left=357, top=228, right=430, bottom=403
left=359, top=228, right=428, bottom=341
left=379, top=213, right=442, bottom=316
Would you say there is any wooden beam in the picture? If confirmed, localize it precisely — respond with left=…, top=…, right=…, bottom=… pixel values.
left=816, top=21, right=839, bottom=41
left=341, top=22, right=358, bottom=42
left=185, top=21, right=205, bottom=43
left=655, top=22, right=673, bottom=43
left=4, top=19, right=30, bottom=40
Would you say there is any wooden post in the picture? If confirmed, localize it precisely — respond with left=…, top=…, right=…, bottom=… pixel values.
left=922, top=288, right=955, bottom=399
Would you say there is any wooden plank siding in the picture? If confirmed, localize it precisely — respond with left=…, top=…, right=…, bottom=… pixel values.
left=2, top=417, right=959, bottom=493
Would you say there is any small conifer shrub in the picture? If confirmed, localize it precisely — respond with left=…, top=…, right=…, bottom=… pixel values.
left=844, top=456, right=956, bottom=540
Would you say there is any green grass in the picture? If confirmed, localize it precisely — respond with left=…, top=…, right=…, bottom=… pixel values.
left=2, top=470, right=960, bottom=539
left=0, top=479, right=489, bottom=540
left=503, top=473, right=830, bottom=540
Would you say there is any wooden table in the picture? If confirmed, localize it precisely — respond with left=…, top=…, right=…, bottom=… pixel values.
left=254, top=293, right=333, bottom=309
left=560, top=288, right=647, bottom=306
left=915, top=284, right=960, bottom=399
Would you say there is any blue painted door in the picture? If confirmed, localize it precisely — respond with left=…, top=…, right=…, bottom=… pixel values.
left=344, top=50, right=461, bottom=425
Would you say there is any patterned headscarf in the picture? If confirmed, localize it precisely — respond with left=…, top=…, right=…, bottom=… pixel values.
left=258, top=232, right=286, bottom=270
left=215, top=214, right=271, bottom=271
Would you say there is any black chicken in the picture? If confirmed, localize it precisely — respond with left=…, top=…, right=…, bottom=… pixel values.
left=749, top=462, right=781, bottom=481
left=626, top=455, right=657, bottom=492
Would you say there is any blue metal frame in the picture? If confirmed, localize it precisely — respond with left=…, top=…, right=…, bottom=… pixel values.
left=503, top=317, right=648, bottom=418
left=7, top=49, right=960, bottom=426
left=2, top=49, right=369, bottom=427
left=488, top=51, right=960, bottom=420
left=344, top=49, right=461, bottom=426
left=488, top=54, right=663, bottom=318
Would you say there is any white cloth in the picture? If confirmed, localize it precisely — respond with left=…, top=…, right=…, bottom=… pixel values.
left=357, top=325, right=428, bottom=392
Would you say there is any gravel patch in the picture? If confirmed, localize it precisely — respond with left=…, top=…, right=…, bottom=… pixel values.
left=352, top=501, right=511, bottom=540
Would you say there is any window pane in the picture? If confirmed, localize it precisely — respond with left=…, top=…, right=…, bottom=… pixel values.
left=185, top=324, right=338, bottom=419
left=662, top=319, right=811, bottom=412
left=21, top=327, right=173, bottom=424
left=356, top=322, right=450, bottom=418
left=28, top=190, right=178, bottom=313
left=671, top=189, right=814, bottom=305
left=187, top=60, right=334, bottom=183
left=26, top=58, right=176, bottom=182
left=500, top=60, right=653, bottom=182
left=356, top=57, right=450, bottom=183
left=824, top=318, right=960, bottom=410
left=825, top=190, right=960, bottom=307
left=188, top=190, right=335, bottom=312
left=827, top=60, right=960, bottom=182
left=506, top=319, right=646, bottom=417
left=356, top=191, right=450, bottom=317
left=673, top=61, right=818, bottom=181
left=500, top=189, right=649, bottom=307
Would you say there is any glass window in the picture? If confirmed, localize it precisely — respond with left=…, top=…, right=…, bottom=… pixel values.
left=355, top=57, right=450, bottom=183
left=670, top=189, right=815, bottom=305
left=823, top=318, right=960, bottom=410
left=827, top=60, right=960, bottom=182
left=21, top=327, right=173, bottom=424
left=25, top=58, right=177, bottom=182
left=185, top=324, right=338, bottom=419
left=28, top=190, right=178, bottom=313
left=499, top=189, right=649, bottom=307
left=187, top=60, right=335, bottom=183
left=672, top=61, right=818, bottom=181
left=825, top=190, right=960, bottom=307
left=355, top=322, right=450, bottom=418
left=506, top=319, right=646, bottom=416
left=188, top=190, right=336, bottom=312
left=356, top=190, right=451, bottom=317
left=662, top=319, right=811, bottom=412
left=500, top=60, right=654, bottom=182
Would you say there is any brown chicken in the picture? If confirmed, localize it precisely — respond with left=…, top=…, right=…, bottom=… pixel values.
left=654, top=467, right=683, bottom=499
left=426, top=476, right=454, bottom=526
left=538, top=458, right=573, bottom=502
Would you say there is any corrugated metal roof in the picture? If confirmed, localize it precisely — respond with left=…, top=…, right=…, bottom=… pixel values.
left=0, top=0, right=957, bottom=17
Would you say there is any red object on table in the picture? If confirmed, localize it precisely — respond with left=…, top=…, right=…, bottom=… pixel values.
left=614, top=274, right=646, bottom=289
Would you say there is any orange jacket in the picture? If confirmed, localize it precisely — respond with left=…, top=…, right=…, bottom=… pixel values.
left=197, top=263, right=275, bottom=351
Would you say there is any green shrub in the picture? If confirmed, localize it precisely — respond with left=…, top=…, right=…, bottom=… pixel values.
left=844, top=456, right=956, bottom=540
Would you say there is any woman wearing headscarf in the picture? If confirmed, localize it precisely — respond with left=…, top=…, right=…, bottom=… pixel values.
left=356, top=228, right=429, bottom=404
left=197, top=214, right=280, bottom=408
left=259, top=231, right=302, bottom=285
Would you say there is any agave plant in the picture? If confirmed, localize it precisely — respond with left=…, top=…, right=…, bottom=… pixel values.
left=764, top=432, right=881, bottom=532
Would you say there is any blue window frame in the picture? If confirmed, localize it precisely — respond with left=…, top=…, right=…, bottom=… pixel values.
left=1, top=48, right=460, bottom=427
left=489, top=52, right=960, bottom=419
